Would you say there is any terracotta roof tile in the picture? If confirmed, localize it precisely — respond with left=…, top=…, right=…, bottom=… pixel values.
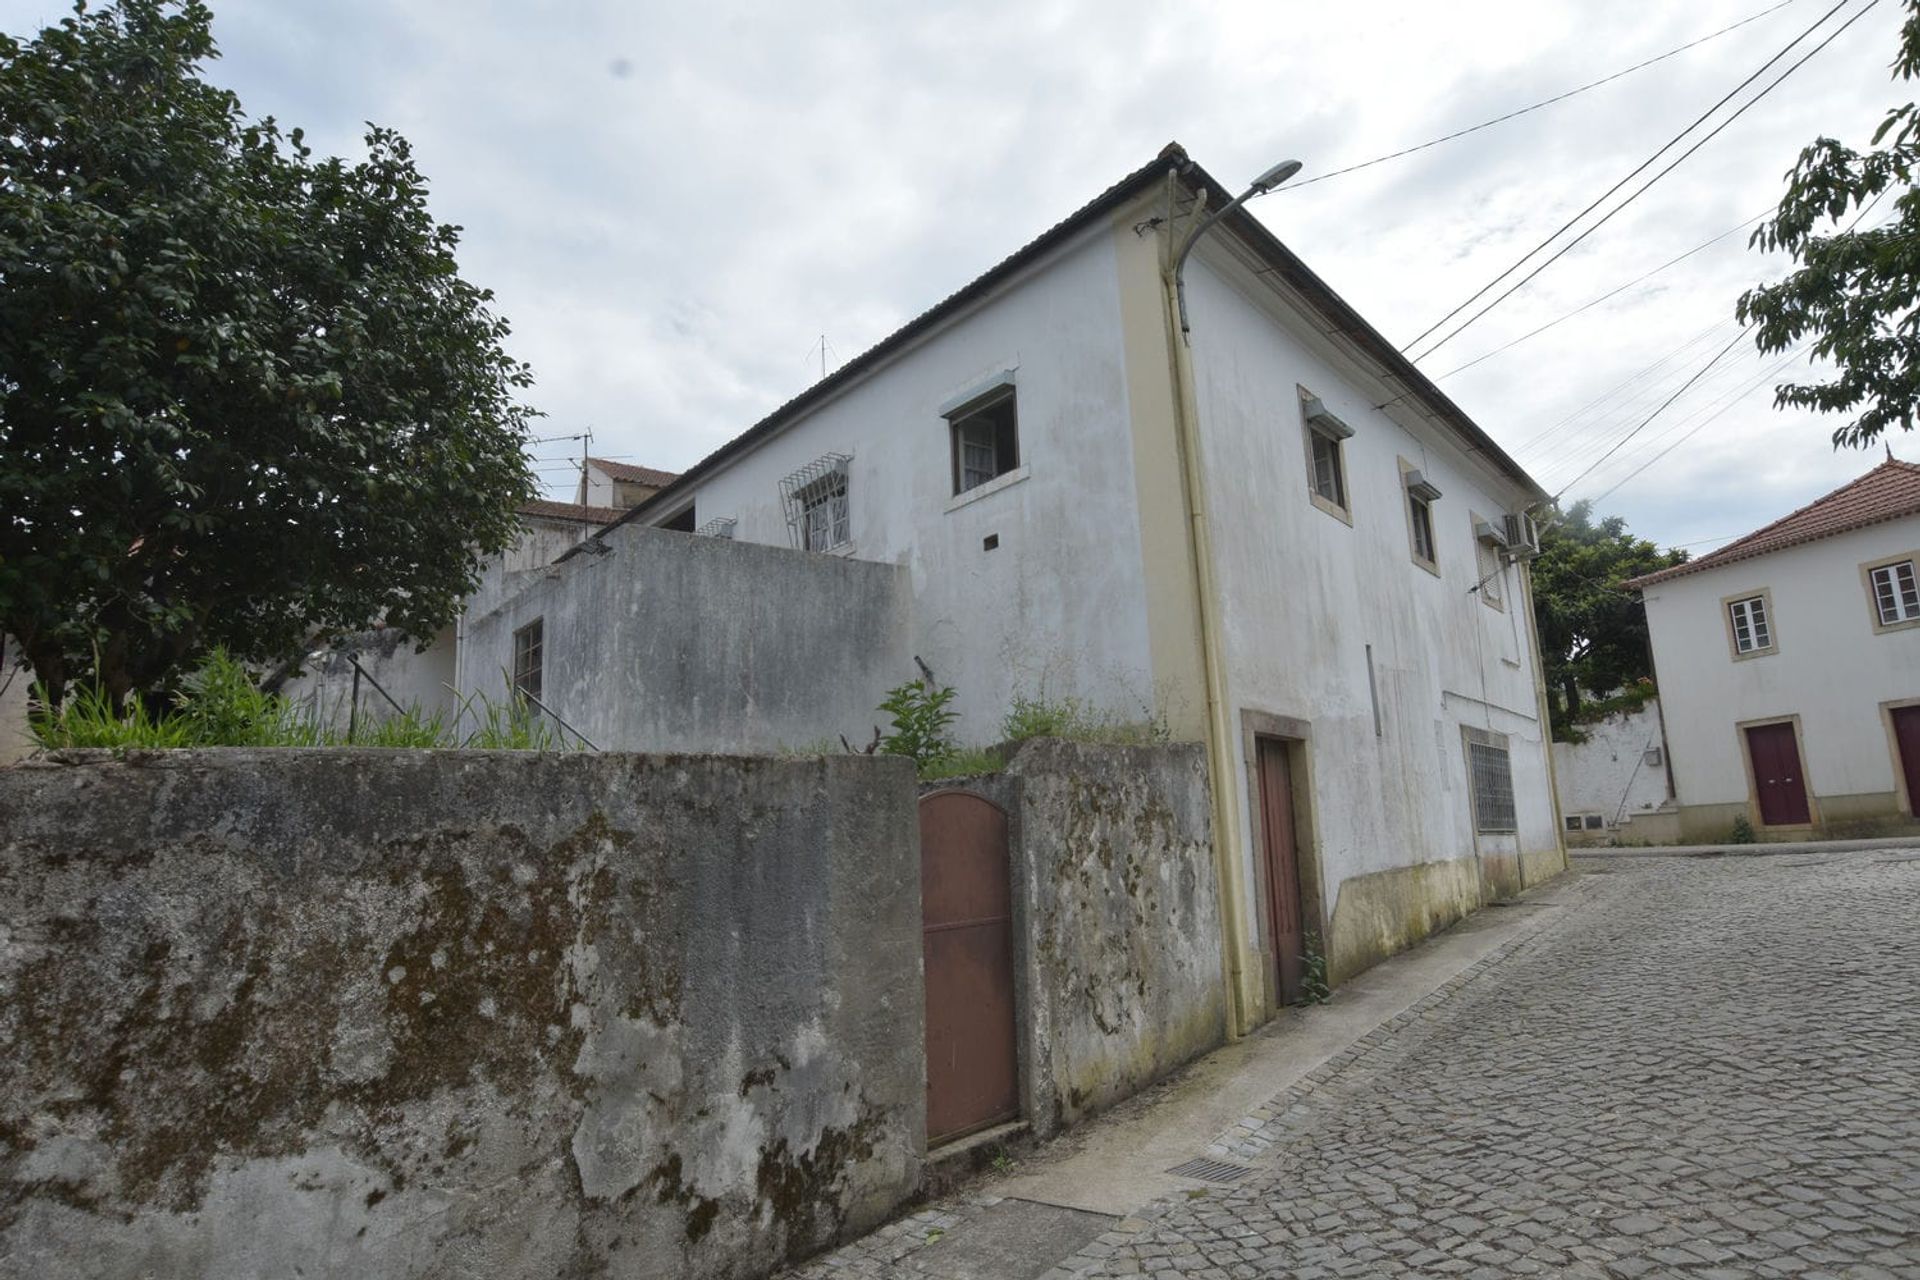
left=587, top=458, right=680, bottom=488
left=1627, top=458, right=1920, bottom=588
left=518, top=499, right=626, bottom=526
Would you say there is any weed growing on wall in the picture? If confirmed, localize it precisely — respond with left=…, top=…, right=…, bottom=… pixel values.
left=1727, top=815, right=1757, bottom=845
left=1001, top=692, right=1170, bottom=746
left=1299, top=933, right=1332, bottom=1005
left=877, top=677, right=959, bottom=772
left=31, top=651, right=575, bottom=751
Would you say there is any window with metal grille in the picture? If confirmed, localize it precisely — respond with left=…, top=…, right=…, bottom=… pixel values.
left=1869, top=559, right=1919, bottom=626
left=948, top=390, right=1019, bottom=495
left=512, top=618, right=543, bottom=703
left=1728, top=595, right=1771, bottom=654
left=779, top=454, right=852, bottom=552
left=1464, top=727, right=1516, bottom=833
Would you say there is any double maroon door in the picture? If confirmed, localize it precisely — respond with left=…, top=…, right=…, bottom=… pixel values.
left=1256, top=738, right=1306, bottom=1005
left=1894, top=706, right=1920, bottom=817
left=1746, top=722, right=1811, bottom=826
left=919, top=791, right=1019, bottom=1145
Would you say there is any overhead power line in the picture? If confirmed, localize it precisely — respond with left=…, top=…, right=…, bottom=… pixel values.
left=1436, top=210, right=1771, bottom=379
left=1585, top=340, right=1817, bottom=505
left=1551, top=325, right=1755, bottom=500
left=1285, top=0, right=1803, bottom=192
left=1403, top=0, right=1871, bottom=362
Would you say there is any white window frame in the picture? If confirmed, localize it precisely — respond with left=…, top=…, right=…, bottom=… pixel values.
left=1865, top=555, right=1920, bottom=632
left=947, top=387, right=1020, bottom=496
left=1724, top=591, right=1776, bottom=659
left=779, top=454, right=852, bottom=553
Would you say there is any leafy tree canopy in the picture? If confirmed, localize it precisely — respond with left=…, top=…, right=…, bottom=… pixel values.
left=0, top=1, right=538, bottom=705
left=1530, top=501, right=1687, bottom=741
left=1738, top=1, right=1920, bottom=448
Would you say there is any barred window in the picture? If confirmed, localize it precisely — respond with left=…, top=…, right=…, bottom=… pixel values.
left=1464, top=727, right=1516, bottom=833
left=780, top=454, right=852, bottom=552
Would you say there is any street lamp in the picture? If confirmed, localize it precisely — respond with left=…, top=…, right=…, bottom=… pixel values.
left=1172, top=158, right=1304, bottom=336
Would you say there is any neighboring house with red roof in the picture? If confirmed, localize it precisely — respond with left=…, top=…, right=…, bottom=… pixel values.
left=577, top=458, right=680, bottom=512
left=1624, top=457, right=1920, bottom=841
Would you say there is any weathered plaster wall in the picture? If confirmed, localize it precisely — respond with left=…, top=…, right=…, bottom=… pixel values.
left=634, top=225, right=1167, bottom=747
left=1551, top=700, right=1670, bottom=842
left=937, top=740, right=1226, bottom=1140
left=277, top=626, right=459, bottom=730
left=459, top=524, right=915, bottom=754
left=1179, top=246, right=1564, bottom=1003
left=0, top=749, right=924, bottom=1280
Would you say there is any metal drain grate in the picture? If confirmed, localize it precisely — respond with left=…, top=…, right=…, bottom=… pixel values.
left=1167, top=1157, right=1255, bottom=1185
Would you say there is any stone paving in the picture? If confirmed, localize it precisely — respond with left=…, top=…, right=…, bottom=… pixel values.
left=789, top=852, right=1920, bottom=1278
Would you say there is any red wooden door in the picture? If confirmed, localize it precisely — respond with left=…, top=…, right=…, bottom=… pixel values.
left=919, top=791, right=1018, bottom=1145
left=1746, top=722, right=1811, bottom=826
left=1893, top=706, right=1920, bottom=817
left=1256, top=738, right=1306, bottom=1005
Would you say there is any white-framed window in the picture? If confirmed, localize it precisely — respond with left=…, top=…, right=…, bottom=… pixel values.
left=1471, top=515, right=1505, bottom=610
left=779, top=454, right=852, bottom=553
left=948, top=389, right=1019, bottom=495
left=1868, top=558, right=1919, bottom=627
left=1727, top=594, right=1772, bottom=655
left=512, top=618, right=543, bottom=703
left=1463, top=726, right=1517, bottom=834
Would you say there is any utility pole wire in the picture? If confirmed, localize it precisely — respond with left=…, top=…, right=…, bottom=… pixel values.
left=1435, top=210, right=1772, bottom=379
left=1400, top=0, right=1860, bottom=359
left=1552, top=326, right=1753, bottom=500
left=1285, top=0, right=1803, bottom=193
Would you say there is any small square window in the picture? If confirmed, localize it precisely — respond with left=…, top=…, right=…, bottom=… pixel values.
left=948, top=390, right=1019, bottom=495
left=1583, top=814, right=1605, bottom=831
left=512, top=618, right=543, bottom=703
left=1868, top=559, right=1919, bottom=627
left=1727, top=594, right=1772, bottom=655
left=1564, top=814, right=1583, bottom=833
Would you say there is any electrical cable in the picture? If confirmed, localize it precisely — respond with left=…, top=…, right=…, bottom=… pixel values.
left=1286, top=1, right=1803, bottom=192
left=1401, top=0, right=1865, bottom=359
left=1435, top=210, right=1772, bottom=379
left=1551, top=325, right=1755, bottom=499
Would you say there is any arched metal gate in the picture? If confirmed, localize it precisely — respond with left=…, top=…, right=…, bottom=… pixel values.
left=918, top=790, right=1019, bottom=1144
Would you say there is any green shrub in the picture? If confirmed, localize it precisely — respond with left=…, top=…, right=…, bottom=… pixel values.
left=29, top=679, right=193, bottom=749
left=878, top=678, right=959, bottom=770
left=1728, top=814, right=1757, bottom=845
left=1001, top=692, right=1169, bottom=746
left=920, top=746, right=1005, bottom=780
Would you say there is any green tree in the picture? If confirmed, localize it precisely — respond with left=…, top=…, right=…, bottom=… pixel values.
left=1737, top=1, right=1920, bottom=448
left=1530, top=501, right=1687, bottom=740
left=0, top=1, right=537, bottom=706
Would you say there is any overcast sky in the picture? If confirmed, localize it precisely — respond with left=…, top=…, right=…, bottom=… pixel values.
left=6, top=0, right=1910, bottom=551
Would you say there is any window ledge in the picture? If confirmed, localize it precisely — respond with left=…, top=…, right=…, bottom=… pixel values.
left=946, top=465, right=1030, bottom=513
left=1412, top=555, right=1441, bottom=579
left=1730, top=645, right=1778, bottom=662
left=1870, top=615, right=1920, bottom=636
left=1308, top=491, right=1353, bottom=526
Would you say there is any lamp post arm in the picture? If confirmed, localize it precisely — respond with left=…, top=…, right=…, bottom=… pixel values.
left=1172, top=185, right=1262, bottom=337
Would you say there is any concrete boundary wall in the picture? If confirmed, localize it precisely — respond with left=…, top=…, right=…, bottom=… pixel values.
left=0, top=749, right=923, bottom=1280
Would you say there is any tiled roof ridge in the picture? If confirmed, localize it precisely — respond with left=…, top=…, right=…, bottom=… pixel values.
left=519, top=498, right=626, bottom=525
left=1627, top=457, right=1920, bottom=588
left=586, top=457, right=680, bottom=486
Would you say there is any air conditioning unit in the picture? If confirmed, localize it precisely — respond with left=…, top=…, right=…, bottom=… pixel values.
left=1502, top=512, right=1541, bottom=560
left=1473, top=519, right=1509, bottom=548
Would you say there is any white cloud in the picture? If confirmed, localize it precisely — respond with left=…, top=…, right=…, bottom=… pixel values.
left=4, top=0, right=1909, bottom=545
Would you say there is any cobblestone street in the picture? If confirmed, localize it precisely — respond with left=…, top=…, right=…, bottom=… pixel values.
left=795, top=853, right=1920, bottom=1279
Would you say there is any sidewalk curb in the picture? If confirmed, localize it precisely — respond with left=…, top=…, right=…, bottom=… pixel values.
left=1573, top=835, right=1920, bottom=859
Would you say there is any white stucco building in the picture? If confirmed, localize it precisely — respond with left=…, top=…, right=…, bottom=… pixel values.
left=1625, top=458, right=1920, bottom=842
left=538, top=143, right=1566, bottom=1027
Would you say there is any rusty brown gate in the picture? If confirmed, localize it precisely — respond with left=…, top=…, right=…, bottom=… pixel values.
left=919, top=790, right=1019, bottom=1145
